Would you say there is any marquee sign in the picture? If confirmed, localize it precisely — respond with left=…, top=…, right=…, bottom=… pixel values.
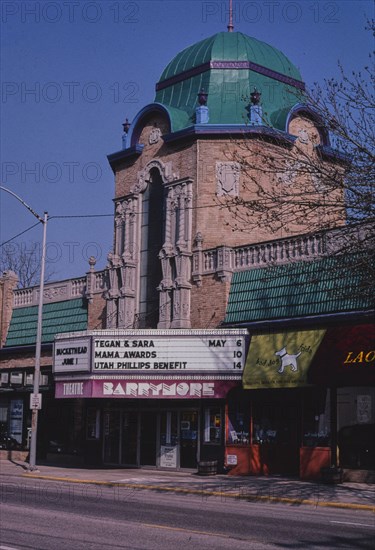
left=54, top=337, right=91, bottom=373
left=53, top=330, right=248, bottom=374
left=93, top=333, right=246, bottom=373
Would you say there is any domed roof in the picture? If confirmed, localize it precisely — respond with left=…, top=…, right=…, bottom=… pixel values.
left=155, top=32, right=305, bottom=131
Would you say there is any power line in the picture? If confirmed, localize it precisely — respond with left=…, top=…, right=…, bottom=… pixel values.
left=4, top=200, right=241, bottom=232
left=1, top=200, right=244, bottom=247
left=49, top=201, right=229, bottom=220
left=0, top=221, right=41, bottom=248
left=49, top=214, right=113, bottom=220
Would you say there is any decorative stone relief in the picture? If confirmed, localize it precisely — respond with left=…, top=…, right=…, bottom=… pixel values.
left=106, top=299, right=117, bottom=329
left=156, top=178, right=193, bottom=329
left=192, top=232, right=204, bottom=286
left=42, top=285, right=68, bottom=300
left=149, top=126, right=162, bottom=145
left=216, top=246, right=234, bottom=282
left=216, top=162, right=240, bottom=196
left=114, top=197, right=138, bottom=260
left=277, top=160, right=322, bottom=191
left=164, top=180, right=192, bottom=254
left=297, top=128, right=310, bottom=144
left=133, top=159, right=179, bottom=194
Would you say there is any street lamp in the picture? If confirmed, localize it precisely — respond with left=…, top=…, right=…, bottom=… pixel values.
left=0, top=185, right=48, bottom=471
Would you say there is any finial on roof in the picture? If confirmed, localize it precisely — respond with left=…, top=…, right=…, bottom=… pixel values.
left=227, top=0, right=234, bottom=32
left=198, top=88, right=208, bottom=106
left=122, top=118, right=131, bottom=133
left=249, top=88, right=263, bottom=125
left=250, top=88, right=261, bottom=105
left=122, top=118, right=131, bottom=149
left=196, top=89, right=209, bottom=124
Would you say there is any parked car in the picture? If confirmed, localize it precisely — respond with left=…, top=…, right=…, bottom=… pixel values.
left=0, top=432, right=22, bottom=450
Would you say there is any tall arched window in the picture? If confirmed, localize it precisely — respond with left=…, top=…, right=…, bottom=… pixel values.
left=139, top=167, right=164, bottom=328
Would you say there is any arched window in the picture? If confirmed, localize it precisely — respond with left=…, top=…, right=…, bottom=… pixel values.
left=139, top=167, right=164, bottom=328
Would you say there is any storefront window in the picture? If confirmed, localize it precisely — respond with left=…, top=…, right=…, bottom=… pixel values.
left=86, top=408, right=100, bottom=440
left=204, top=408, right=222, bottom=444
left=40, top=374, right=49, bottom=386
left=9, top=399, right=23, bottom=445
left=302, top=389, right=331, bottom=447
left=0, top=400, right=8, bottom=444
left=338, top=387, right=375, bottom=469
left=227, top=410, right=250, bottom=445
left=25, top=373, right=34, bottom=386
left=1, top=372, right=9, bottom=386
left=252, top=399, right=299, bottom=446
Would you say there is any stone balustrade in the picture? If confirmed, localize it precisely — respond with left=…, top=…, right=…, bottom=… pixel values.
left=193, top=233, right=326, bottom=283
left=13, top=233, right=328, bottom=305
left=13, top=272, right=106, bottom=308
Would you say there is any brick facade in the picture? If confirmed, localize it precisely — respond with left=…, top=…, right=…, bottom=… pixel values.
left=107, top=110, right=345, bottom=330
left=0, top=271, right=18, bottom=348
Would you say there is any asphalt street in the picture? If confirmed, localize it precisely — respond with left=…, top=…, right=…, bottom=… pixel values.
left=1, top=472, right=374, bottom=549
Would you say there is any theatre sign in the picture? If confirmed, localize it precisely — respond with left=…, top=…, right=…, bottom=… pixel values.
left=93, top=333, right=247, bottom=372
left=55, top=379, right=239, bottom=399
left=54, top=329, right=249, bottom=375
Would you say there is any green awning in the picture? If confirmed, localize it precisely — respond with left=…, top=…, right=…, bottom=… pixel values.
left=224, top=254, right=373, bottom=325
left=243, top=330, right=326, bottom=389
left=5, top=298, right=88, bottom=347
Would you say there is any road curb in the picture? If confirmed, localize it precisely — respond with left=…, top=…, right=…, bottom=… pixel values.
left=21, top=473, right=375, bottom=513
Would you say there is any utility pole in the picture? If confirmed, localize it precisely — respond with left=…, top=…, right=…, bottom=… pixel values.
left=0, top=185, right=48, bottom=471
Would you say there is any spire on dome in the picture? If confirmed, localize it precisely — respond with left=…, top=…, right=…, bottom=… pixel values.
left=227, top=0, right=234, bottom=32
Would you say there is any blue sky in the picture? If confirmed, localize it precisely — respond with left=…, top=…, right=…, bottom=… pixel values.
left=1, top=0, right=373, bottom=282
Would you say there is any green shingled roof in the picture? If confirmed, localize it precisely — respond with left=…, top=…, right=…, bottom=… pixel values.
left=155, top=32, right=304, bottom=131
left=159, top=32, right=302, bottom=82
left=5, top=298, right=88, bottom=347
left=224, top=255, right=373, bottom=324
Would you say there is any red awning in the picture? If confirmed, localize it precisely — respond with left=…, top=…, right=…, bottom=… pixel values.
left=308, top=324, right=375, bottom=386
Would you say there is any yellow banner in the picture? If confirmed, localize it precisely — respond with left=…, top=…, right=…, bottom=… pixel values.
left=243, top=330, right=326, bottom=389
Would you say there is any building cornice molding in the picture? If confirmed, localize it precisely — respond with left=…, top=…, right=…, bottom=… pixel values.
left=163, top=124, right=297, bottom=146
left=156, top=60, right=305, bottom=92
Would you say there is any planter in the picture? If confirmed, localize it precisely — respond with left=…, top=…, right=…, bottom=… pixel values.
left=321, top=466, right=343, bottom=484
left=197, top=460, right=218, bottom=476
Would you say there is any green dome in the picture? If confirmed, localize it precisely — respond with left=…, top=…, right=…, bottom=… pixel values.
left=155, top=32, right=305, bottom=131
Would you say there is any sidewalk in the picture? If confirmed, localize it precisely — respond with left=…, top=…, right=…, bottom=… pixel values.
left=1, top=459, right=374, bottom=513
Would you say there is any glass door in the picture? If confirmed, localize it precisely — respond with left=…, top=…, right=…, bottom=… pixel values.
left=103, top=410, right=121, bottom=464
left=180, top=410, right=199, bottom=469
left=140, top=411, right=157, bottom=466
left=159, top=411, right=178, bottom=469
left=121, top=411, right=138, bottom=465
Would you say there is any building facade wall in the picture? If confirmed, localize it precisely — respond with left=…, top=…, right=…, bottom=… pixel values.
left=0, top=269, right=107, bottom=458
left=0, top=271, right=18, bottom=348
left=107, top=110, right=346, bottom=332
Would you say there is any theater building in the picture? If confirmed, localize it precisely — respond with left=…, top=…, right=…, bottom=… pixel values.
left=50, top=28, right=366, bottom=474
left=53, top=328, right=248, bottom=469
left=2, top=26, right=373, bottom=478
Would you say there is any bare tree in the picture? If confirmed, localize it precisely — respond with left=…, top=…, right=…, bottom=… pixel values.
left=220, top=22, right=374, bottom=232
left=0, top=242, right=54, bottom=288
left=217, top=23, right=374, bottom=297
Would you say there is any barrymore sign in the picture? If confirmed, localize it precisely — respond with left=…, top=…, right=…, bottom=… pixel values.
left=54, top=330, right=248, bottom=374
left=55, top=379, right=239, bottom=399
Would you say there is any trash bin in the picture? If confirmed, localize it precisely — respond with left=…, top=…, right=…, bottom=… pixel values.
left=197, top=460, right=218, bottom=476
